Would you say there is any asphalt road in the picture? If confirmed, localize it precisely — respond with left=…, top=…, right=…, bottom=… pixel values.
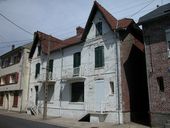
left=0, top=114, right=65, bottom=128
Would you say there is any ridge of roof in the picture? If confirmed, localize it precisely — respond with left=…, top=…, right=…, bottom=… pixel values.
left=118, top=18, right=133, bottom=29
left=94, top=1, right=117, bottom=30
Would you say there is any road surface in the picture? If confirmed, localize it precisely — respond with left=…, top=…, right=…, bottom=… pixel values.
left=0, top=114, right=65, bottom=128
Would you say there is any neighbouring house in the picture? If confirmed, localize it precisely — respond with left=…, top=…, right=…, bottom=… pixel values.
left=0, top=43, right=32, bottom=112
left=28, top=1, right=149, bottom=125
left=138, top=3, right=170, bottom=128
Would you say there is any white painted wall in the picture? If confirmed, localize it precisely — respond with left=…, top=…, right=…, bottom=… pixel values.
left=28, top=10, right=122, bottom=123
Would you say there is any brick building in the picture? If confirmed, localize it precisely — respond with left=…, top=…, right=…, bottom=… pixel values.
left=139, top=3, right=170, bottom=127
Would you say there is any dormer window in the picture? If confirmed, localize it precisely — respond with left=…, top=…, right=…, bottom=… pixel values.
left=96, top=22, right=102, bottom=36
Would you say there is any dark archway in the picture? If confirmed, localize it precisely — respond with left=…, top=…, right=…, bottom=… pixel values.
left=124, top=45, right=150, bottom=125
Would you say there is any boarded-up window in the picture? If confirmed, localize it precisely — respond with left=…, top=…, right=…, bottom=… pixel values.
left=35, top=63, right=40, bottom=78
left=13, top=92, right=19, bottom=107
left=71, top=82, right=84, bottom=102
left=0, top=94, right=4, bottom=106
left=95, top=46, right=104, bottom=68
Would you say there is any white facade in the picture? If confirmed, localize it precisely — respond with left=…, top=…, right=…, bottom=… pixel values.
left=28, top=11, right=123, bottom=123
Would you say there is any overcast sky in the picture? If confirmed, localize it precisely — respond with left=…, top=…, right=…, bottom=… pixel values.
left=0, top=0, right=169, bottom=55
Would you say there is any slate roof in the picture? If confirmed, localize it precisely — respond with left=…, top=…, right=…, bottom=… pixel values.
left=138, top=3, right=170, bottom=24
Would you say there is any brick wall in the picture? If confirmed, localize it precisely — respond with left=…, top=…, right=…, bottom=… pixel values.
left=142, top=15, right=170, bottom=126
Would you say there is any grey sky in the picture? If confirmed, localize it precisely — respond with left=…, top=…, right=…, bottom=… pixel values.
left=0, top=0, right=169, bottom=55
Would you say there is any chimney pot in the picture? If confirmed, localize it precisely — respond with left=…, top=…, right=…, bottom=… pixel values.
left=76, top=26, right=84, bottom=35
left=12, top=45, right=15, bottom=50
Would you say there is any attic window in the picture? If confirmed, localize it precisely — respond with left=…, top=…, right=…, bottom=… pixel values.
left=96, top=22, right=102, bottom=36
left=37, top=45, right=41, bottom=56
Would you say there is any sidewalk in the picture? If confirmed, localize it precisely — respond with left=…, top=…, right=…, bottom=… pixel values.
left=0, top=110, right=150, bottom=128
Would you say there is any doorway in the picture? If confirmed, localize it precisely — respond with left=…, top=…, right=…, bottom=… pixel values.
left=124, top=45, right=150, bottom=125
left=95, top=80, right=105, bottom=112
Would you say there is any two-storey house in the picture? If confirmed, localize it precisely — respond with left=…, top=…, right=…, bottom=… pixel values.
left=0, top=43, right=32, bottom=112
left=28, top=1, right=149, bottom=125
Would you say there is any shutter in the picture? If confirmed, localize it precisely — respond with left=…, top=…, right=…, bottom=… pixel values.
left=73, top=52, right=81, bottom=68
left=13, top=92, right=19, bottom=107
left=5, top=75, right=9, bottom=85
left=95, top=46, right=104, bottom=67
left=15, top=72, right=19, bottom=83
left=101, top=46, right=104, bottom=67
left=49, top=59, right=53, bottom=72
left=35, top=63, right=40, bottom=78
left=0, top=94, right=3, bottom=106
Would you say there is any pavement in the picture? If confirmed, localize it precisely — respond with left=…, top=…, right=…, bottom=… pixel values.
left=0, top=110, right=150, bottom=128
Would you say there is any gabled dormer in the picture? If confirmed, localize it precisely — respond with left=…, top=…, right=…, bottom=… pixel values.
left=82, top=1, right=117, bottom=41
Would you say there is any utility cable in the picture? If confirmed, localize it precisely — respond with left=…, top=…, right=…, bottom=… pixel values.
left=0, top=12, right=33, bottom=35
left=130, top=0, right=156, bottom=17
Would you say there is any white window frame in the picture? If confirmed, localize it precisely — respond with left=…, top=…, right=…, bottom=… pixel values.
left=165, top=29, right=170, bottom=58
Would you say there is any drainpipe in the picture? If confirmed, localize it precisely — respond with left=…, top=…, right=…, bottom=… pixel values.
left=59, top=48, right=63, bottom=117
left=115, top=20, right=121, bottom=124
left=20, top=49, right=25, bottom=112
left=27, top=53, right=32, bottom=112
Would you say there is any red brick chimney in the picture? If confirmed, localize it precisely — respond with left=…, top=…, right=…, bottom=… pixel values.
left=76, top=26, right=84, bottom=35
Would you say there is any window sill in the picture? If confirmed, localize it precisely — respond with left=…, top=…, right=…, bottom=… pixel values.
left=95, top=66, right=104, bottom=70
left=69, top=102, right=84, bottom=105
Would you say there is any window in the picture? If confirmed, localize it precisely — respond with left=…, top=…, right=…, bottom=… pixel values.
left=13, top=92, right=19, bottom=107
left=73, top=52, right=81, bottom=68
left=73, top=52, right=81, bottom=76
left=10, top=73, right=19, bottom=84
left=35, top=63, right=40, bottom=78
left=95, top=46, right=104, bottom=68
left=96, top=22, right=102, bottom=36
left=110, top=81, right=114, bottom=94
left=157, top=76, right=164, bottom=92
left=0, top=94, right=4, bottom=106
left=37, top=45, right=41, bottom=56
left=166, top=29, right=170, bottom=57
left=71, top=82, right=84, bottom=102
